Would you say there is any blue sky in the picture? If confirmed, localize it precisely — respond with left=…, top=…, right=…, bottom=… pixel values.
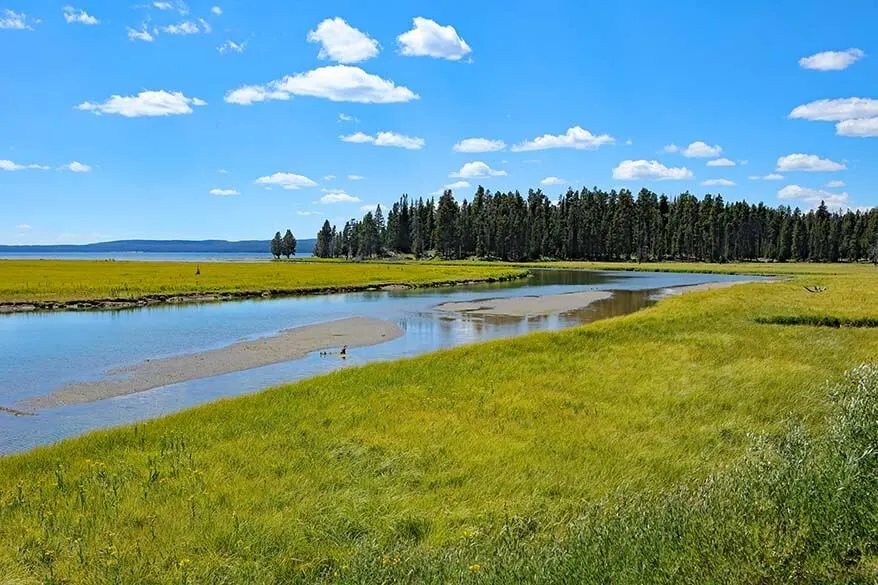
left=1, top=0, right=876, bottom=244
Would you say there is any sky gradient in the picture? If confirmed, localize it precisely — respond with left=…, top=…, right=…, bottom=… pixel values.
left=1, top=0, right=876, bottom=244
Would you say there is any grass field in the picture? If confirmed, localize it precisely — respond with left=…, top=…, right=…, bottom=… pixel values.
left=1, top=263, right=877, bottom=583
left=0, top=260, right=526, bottom=304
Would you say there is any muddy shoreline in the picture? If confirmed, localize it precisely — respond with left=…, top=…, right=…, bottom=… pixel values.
left=0, top=273, right=527, bottom=314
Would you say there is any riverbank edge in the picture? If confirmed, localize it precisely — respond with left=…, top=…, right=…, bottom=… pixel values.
left=0, top=271, right=530, bottom=314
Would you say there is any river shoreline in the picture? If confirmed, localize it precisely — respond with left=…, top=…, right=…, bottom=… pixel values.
left=0, top=273, right=528, bottom=315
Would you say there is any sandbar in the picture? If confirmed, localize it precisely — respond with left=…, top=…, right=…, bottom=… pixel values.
left=25, top=317, right=403, bottom=409
left=436, top=290, right=614, bottom=317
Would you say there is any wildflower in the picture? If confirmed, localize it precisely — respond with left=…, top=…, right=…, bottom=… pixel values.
left=469, top=563, right=481, bottom=572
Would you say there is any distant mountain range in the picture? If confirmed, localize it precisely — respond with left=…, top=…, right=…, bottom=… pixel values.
left=0, top=239, right=317, bottom=254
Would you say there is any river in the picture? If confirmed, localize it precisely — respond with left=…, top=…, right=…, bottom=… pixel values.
left=0, top=269, right=759, bottom=454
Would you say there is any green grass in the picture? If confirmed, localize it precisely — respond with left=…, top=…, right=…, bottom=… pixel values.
left=1, top=263, right=877, bottom=583
left=0, top=260, right=526, bottom=303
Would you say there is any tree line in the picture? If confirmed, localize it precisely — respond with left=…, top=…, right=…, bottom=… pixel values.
left=270, top=229, right=297, bottom=258
left=311, top=187, right=878, bottom=263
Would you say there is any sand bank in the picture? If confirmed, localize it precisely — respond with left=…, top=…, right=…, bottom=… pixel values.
left=437, top=290, right=614, bottom=317
left=26, top=317, right=403, bottom=409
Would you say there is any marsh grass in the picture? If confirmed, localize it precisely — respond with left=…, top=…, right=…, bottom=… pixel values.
left=0, top=260, right=526, bottom=303
left=0, top=264, right=877, bottom=583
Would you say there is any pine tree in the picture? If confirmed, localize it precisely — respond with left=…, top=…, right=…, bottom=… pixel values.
left=281, top=229, right=296, bottom=258
left=271, top=231, right=282, bottom=259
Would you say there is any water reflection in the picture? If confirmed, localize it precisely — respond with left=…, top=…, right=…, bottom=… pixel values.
left=0, top=269, right=761, bottom=454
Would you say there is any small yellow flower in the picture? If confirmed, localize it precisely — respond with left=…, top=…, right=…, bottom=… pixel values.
left=469, top=563, right=481, bottom=572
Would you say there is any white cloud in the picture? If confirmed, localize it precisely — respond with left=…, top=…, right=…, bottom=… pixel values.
left=612, top=160, right=693, bottom=181
left=511, top=126, right=614, bottom=152
left=450, top=161, right=507, bottom=179
left=209, top=188, right=238, bottom=196
left=319, top=190, right=360, bottom=204
left=776, top=153, right=846, bottom=172
left=60, top=161, right=92, bottom=173
left=826, top=180, right=846, bottom=188
left=798, top=48, right=865, bottom=71
left=453, top=138, right=506, bottom=153
left=359, top=204, right=380, bottom=212
left=77, top=90, right=206, bottom=117
left=255, top=172, right=318, bottom=190
left=789, top=98, right=878, bottom=121
left=218, top=169, right=228, bottom=174
left=339, top=131, right=424, bottom=150
left=211, top=6, right=222, bottom=15
left=397, top=17, right=471, bottom=61
left=682, top=141, right=722, bottom=158
left=663, top=144, right=679, bottom=153
left=0, top=9, right=34, bottom=30
left=17, top=224, right=31, bottom=230
left=218, top=40, right=245, bottom=54
left=348, top=174, right=365, bottom=180
left=749, top=173, right=784, bottom=180
left=778, top=184, right=850, bottom=209
left=706, top=157, right=736, bottom=167
left=701, top=178, right=735, bottom=187
left=0, top=160, right=49, bottom=171
left=625, top=139, right=633, bottom=146
left=307, top=17, right=379, bottom=64
left=224, top=85, right=289, bottom=105
left=836, top=117, right=878, bottom=137
left=338, top=113, right=359, bottom=123
left=322, top=174, right=335, bottom=181
left=297, top=210, right=322, bottom=216
left=225, top=65, right=418, bottom=105
left=127, top=24, right=154, bottom=42
left=63, top=7, right=99, bottom=25
left=153, top=2, right=173, bottom=9
left=163, top=20, right=201, bottom=35
left=430, top=180, right=471, bottom=196
left=540, top=176, right=564, bottom=186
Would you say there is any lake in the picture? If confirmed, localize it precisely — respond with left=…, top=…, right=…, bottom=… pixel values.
left=0, top=269, right=761, bottom=454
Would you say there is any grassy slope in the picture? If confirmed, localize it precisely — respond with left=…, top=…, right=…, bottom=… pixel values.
left=1, top=264, right=877, bottom=583
left=0, top=260, right=525, bottom=303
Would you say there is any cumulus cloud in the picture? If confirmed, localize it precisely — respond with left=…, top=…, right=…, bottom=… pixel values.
left=218, top=40, right=245, bottom=54
left=348, top=174, right=364, bottom=180
left=778, top=184, right=850, bottom=209
left=702, top=178, right=735, bottom=187
left=836, top=117, right=878, bottom=137
left=307, top=17, right=379, bottom=64
left=749, top=173, right=784, bottom=180
left=826, top=180, right=846, bottom=188
left=63, top=7, right=99, bottom=25
left=0, top=9, right=34, bottom=30
left=127, top=24, right=154, bottom=42
left=789, top=97, right=878, bottom=121
left=450, top=161, right=506, bottom=179
left=338, top=113, right=359, bottom=123
left=453, top=138, right=505, bottom=153
left=319, top=189, right=360, bottom=204
left=0, top=160, right=50, bottom=171
left=798, top=48, right=865, bottom=71
left=77, top=90, right=206, bottom=117
left=540, top=176, right=564, bottom=186
left=211, top=6, right=222, bottom=15
left=706, top=157, right=736, bottom=167
left=612, top=160, right=693, bottom=181
left=682, top=141, right=722, bottom=158
left=663, top=144, right=679, bottom=153
left=162, top=20, right=203, bottom=35
left=322, top=174, right=335, bottom=181
left=776, top=153, right=846, bottom=172
left=511, top=126, right=614, bottom=152
left=209, top=188, right=238, bottom=196
left=254, top=172, right=318, bottom=190
left=430, top=180, right=471, bottom=195
left=397, top=17, right=471, bottom=61
left=224, top=65, right=418, bottom=105
left=60, top=161, right=92, bottom=172
left=339, top=131, right=424, bottom=150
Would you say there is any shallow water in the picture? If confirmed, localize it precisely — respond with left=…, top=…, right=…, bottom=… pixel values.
left=0, top=269, right=759, bottom=454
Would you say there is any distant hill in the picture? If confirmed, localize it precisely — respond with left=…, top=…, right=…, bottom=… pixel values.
left=0, top=239, right=317, bottom=254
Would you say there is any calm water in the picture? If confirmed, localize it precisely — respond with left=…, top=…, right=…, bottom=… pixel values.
left=0, top=269, right=759, bottom=454
left=0, top=252, right=311, bottom=262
